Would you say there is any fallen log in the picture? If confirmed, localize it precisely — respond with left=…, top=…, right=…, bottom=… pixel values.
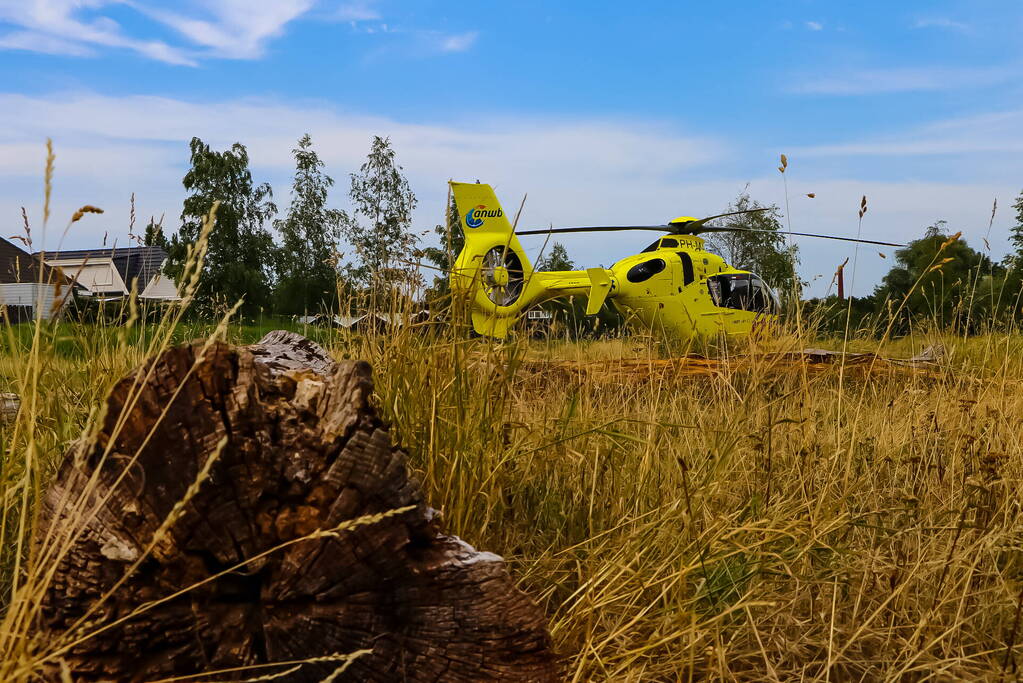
left=36, top=331, right=556, bottom=682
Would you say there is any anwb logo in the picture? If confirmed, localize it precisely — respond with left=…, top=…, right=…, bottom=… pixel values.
left=465, top=205, right=503, bottom=229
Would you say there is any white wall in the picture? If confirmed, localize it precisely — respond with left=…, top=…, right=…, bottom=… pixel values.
left=46, top=258, right=125, bottom=294
left=0, top=283, right=71, bottom=320
left=140, top=272, right=180, bottom=300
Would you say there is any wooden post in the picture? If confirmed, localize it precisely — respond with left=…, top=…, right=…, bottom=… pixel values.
left=835, top=257, right=850, bottom=300
left=37, top=331, right=556, bottom=682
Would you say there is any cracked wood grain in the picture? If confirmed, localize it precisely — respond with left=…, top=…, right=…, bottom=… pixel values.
left=37, top=331, right=556, bottom=682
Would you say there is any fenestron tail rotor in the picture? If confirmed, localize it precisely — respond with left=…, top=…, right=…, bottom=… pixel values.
left=480, top=246, right=525, bottom=306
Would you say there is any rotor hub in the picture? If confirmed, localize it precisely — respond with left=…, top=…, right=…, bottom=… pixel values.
left=480, top=246, right=524, bottom=306
left=489, top=265, right=510, bottom=287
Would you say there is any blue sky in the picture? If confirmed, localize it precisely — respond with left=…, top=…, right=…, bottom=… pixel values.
left=0, top=0, right=1021, bottom=296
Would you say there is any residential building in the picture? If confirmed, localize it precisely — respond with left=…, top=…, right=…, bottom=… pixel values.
left=37, top=245, right=179, bottom=301
left=0, top=237, right=73, bottom=320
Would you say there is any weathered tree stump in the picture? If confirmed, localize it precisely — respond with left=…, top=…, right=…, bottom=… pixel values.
left=37, top=331, right=556, bottom=682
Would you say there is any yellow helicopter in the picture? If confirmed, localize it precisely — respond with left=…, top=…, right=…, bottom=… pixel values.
left=449, top=181, right=902, bottom=340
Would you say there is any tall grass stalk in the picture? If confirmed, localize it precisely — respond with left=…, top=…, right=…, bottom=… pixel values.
left=3, top=155, right=1023, bottom=679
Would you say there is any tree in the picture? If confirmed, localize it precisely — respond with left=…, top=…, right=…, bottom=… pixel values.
left=143, top=218, right=169, bottom=250
left=1009, top=189, right=1023, bottom=261
left=874, top=220, right=989, bottom=330
left=343, top=136, right=419, bottom=304
left=703, top=192, right=798, bottom=291
left=421, top=195, right=463, bottom=298
left=530, top=243, right=625, bottom=338
left=274, top=134, right=346, bottom=315
left=536, top=242, right=574, bottom=271
left=170, top=138, right=277, bottom=316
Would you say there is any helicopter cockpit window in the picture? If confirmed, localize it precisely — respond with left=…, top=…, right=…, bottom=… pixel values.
left=642, top=238, right=680, bottom=252
left=626, top=258, right=666, bottom=283
left=707, top=273, right=778, bottom=313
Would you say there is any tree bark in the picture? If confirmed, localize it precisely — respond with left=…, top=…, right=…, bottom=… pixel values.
left=37, top=331, right=556, bottom=682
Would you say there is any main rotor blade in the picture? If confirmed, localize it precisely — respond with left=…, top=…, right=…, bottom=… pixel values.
left=515, top=225, right=673, bottom=236
left=681, top=208, right=769, bottom=231
left=512, top=209, right=902, bottom=247
left=694, top=226, right=905, bottom=247
left=515, top=208, right=772, bottom=236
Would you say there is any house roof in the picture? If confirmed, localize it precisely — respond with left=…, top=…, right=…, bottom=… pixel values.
left=36, top=245, right=168, bottom=293
left=0, top=237, right=67, bottom=285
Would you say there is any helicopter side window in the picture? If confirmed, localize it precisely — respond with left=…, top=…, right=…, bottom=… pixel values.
left=626, top=258, right=666, bottom=283
left=678, top=252, right=694, bottom=285
left=707, top=273, right=776, bottom=313
left=725, top=275, right=751, bottom=309
left=707, top=277, right=723, bottom=306
left=747, top=275, right=768, bottom=311
left=659, top=238, right=679, bottom=249
left=750, top=275, right=780, bottom=313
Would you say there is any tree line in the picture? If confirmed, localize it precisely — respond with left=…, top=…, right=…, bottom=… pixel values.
left=805, top=198, right=1023, bottom=335
left=141, top=131, right=1023, bottom=335
left=146, top=134, right=430, bottom=318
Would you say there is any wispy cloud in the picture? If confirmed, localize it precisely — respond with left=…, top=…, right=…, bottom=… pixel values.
left=0, top=30, right=95, bottom=57
left=2, top=90, right=1015, bottom=296
left=0, top=0, right=479, bottom=63
left=912, top=17, right=970, bottom=33
left=333, top=0, right=380, bottom=22
left=0, top=0, right=197, bottom=65
left=0, top=0, right=316, bottom=64
left=141, top=0, right=316, bottom=60
left=438, top=31, right=478, bottom=53
left=795, top=109, right=1023, bottom=157
left=0, top=90, right=724, bottom=257
left=805, top=21, right=823, bottom=31
left=790, top=64, right=1014, bottom=95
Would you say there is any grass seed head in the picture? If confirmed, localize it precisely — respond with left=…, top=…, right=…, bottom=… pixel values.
left=70, top=206, right=103, bottom=224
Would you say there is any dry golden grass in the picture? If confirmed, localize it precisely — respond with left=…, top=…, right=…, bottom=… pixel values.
left=360, top=326, right=1023, bottom=681
left=4, top=307, right=1023, bottom=680
left=2, top=149, right=1022, bottom=678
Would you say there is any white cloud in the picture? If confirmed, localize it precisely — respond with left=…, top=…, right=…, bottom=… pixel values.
left=805, top=21, right=823, bottom=31
left=0, top=1, right=477, bottom=63
left=0, top=29, right=95, bottom=57
left=0, top=0, right=196, bottom=65
left=0, top=0, right=316, bottom=64
left=0, top=91, right=723, bottom=256
left=333, top=0, right=380, bottom=22
left=0, top=91, right=1013, bottom=297
left=912, top=17, right=970, bottom=32
left=140, top=0, right=316, bottom=59
left=791, top=64, right=1014, bottom=95
left=439, top=30, right=478, bottom=53
left=795, top=109, right=1023, bottom=157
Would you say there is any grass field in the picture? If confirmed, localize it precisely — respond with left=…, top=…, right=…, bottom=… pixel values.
left=2, top=308, right=1023, bottom=681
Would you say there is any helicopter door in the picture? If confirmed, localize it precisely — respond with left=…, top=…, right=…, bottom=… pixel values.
left=677, top=252, right=695, bottom=286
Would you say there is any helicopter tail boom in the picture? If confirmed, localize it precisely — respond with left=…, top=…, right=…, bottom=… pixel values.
left=450, top=181, right=613, bottom=338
